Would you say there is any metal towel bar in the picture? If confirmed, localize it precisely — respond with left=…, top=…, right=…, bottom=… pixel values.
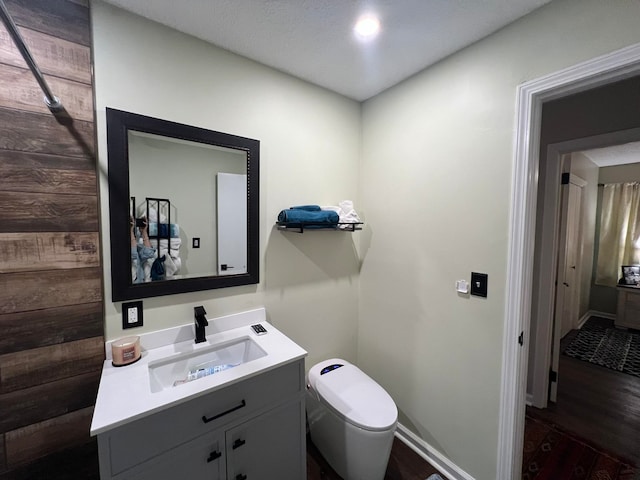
left=0, top=0, right=63, bottom=112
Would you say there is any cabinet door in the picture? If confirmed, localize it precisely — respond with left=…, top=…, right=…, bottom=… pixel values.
left=226, top=399, right=305, bottom=480
left=116, top=431, right=225, bottom=480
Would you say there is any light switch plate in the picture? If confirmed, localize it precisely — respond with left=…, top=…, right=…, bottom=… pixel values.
left=470, top=272, right=488, bottom=298
left=123, top=301, right=143, bottom=329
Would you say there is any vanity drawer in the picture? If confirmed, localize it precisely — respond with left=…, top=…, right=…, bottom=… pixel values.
left=103, top=360, right=303, bottom=476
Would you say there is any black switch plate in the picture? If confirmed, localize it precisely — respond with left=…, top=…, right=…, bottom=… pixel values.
left=470, top=272, right=488, bottom=298
left=192, top=237, right=200, bottom=248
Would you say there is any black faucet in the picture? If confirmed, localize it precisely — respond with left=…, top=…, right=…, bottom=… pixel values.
left=194, top=306, right=208, bottom=344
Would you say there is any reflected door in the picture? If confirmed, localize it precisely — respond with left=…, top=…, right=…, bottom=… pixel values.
left=217, top=173, right=247, bottom=275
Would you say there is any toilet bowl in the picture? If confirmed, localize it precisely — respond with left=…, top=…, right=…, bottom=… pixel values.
left=306, top=358, right=398, bottom=480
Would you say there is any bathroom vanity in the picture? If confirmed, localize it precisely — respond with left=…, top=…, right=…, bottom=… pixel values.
left=91, top=308, right=307, bottom=479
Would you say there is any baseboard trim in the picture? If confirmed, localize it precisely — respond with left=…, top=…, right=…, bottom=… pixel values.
left=587, top=310, right=616, bottom=321
left=395, top=423, right=475, bottom=480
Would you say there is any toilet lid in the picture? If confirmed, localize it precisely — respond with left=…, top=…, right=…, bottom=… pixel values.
left=309, top=360, right=397, bottom=431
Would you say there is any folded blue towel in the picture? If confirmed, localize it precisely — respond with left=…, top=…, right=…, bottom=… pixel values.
left=149, top=223, right=180, bottom=238
left=277, top=208, right=339, bottom=226
left=290, top=205, right=321, bottom=211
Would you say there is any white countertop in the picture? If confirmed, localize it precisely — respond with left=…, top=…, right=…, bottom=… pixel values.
left=90, top=308, right=307, bottom=436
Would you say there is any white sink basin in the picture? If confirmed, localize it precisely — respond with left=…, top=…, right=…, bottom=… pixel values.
left=148, top=336, right=267, bottom=393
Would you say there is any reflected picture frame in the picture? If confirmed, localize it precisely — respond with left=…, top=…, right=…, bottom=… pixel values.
left=621, top=265, right=640, bottom=285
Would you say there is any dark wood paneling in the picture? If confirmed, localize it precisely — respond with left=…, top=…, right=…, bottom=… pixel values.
left=0, top=0, right=101, bottom=475
left=0, top=371, right=100, bottom=433
left=0, top=24, right=91, bottom=85
left=0, top=108, right=94, bottom=157
left=0, top=337, right=104, bottom=394
left=0, top=267, right=102, bottom=315
left=0, top=150, right=95, bottom=172
left=0, top=233, right=99, bottom=273
left=0, top=302, right=103, bottom=355
left=4, top=407, right=94, bottom=469
left=0, top=435, right=5, bottom=473
left=0, top=439, right=98, bottom=480
left=3, top=0, right=90, bottom=47
left=0, top=64, right=93, bottom=121
left=0, top=192, right=98, bottom=233
left=0, top=160, right=96, bottom=195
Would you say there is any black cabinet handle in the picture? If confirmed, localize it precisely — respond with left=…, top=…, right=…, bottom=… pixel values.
left=207, top=450, right=221, bottom=463
left=232, top=438, right=246, bottom=450
left=236, top=475, right=247, bottom=480
left=202, top=399, right=246, bottom=423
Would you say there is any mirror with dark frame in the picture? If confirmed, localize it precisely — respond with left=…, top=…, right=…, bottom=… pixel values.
left=107, top=108, right=259, bottom=301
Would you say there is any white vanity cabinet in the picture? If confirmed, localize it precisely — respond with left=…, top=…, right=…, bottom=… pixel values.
left=97, top=360, right=306, bottom=480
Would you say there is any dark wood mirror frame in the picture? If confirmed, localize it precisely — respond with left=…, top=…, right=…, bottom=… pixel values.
left=106, top=108, right=259, bottom=302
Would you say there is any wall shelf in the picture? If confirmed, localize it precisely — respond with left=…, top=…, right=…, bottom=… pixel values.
left=276, top=222, right=363, bottom=234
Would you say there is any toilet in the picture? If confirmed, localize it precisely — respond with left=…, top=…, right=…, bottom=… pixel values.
left=306, top=358, right=398, bottom=480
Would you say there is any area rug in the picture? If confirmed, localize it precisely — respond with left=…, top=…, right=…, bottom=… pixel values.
left=523, top=414, right=637, bottom=480
left=563, top=318, right=640, bottom=378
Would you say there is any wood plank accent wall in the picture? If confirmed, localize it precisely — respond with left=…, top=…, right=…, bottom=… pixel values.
left=0, top=1, right=102, bottom=478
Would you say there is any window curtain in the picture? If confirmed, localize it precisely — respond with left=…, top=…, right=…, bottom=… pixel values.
left=595, top=182, right=640, bottom=286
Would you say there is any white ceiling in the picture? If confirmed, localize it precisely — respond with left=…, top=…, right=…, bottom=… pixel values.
left=101, top=0, right=551, bottom=101
left=581, top=142, right=640, bottom=167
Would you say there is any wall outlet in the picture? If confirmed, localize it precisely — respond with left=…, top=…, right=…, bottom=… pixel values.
left=122, top=301, right=143, bottom=329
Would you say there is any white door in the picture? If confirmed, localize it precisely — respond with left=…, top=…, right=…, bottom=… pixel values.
left=550, top=173, right=585, bottom=402
left=217, top=173, right=247, bottom=276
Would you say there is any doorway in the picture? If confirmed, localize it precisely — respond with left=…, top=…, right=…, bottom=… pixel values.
left=496, top=43, right=640, bottom=479
left=528, top=139, right=640, bottom=466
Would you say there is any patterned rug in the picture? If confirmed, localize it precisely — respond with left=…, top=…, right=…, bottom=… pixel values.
left=563, top=318, right=640, bottom=378
left=523, top=414, right=638, bottom=480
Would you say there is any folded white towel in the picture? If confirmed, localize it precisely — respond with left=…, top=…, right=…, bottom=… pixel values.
left=156, top=247, right=181, bottom=260
left=321, top=200, right=361, bottom=229
left=150, top=238, right=182, bottom=250
left=338, top=200, right=361, bottom=223
left=137, top=206, right=168, bottom=224
left=163, top=254, right=179, bottom=278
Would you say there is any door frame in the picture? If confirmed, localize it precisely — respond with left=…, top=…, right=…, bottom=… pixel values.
left=550, top=172, right=586, bottom=402
left=497, top=42, right=640, bottom=479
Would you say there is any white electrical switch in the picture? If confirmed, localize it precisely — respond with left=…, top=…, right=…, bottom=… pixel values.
left=456, top=280, right=469, bottom=294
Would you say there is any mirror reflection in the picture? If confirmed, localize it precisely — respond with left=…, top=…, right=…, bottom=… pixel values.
left=107, top=108, right=259, bottom=302
left=128, top=131, right=247, bottom=282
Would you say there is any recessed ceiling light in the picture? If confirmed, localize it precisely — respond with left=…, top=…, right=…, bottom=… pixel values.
left=354, top=15, right=380, bottom=40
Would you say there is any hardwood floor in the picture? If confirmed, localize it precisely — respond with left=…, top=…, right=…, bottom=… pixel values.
left=526, top=317, right=640, bottom=466
left=307, top=436, right=446, bottom=480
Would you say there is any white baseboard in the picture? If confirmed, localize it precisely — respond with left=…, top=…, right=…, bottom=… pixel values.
left=525, top=393, right=533, bottom=406
left=395, top=423, right=475, bottom=480
left=587, top=310, right=615, bottom=321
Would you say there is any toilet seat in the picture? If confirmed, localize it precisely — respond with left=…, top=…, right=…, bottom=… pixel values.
left=308, top=359, right=397, bottom=432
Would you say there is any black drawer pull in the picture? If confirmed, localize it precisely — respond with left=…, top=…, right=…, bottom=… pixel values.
left=236, top=475, right=247, bottom=480
left=202, top=399, right=246, bottom=423
left=207, top=450, right=221, bottom=463
left=232, top=438, right=246, bottom=450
